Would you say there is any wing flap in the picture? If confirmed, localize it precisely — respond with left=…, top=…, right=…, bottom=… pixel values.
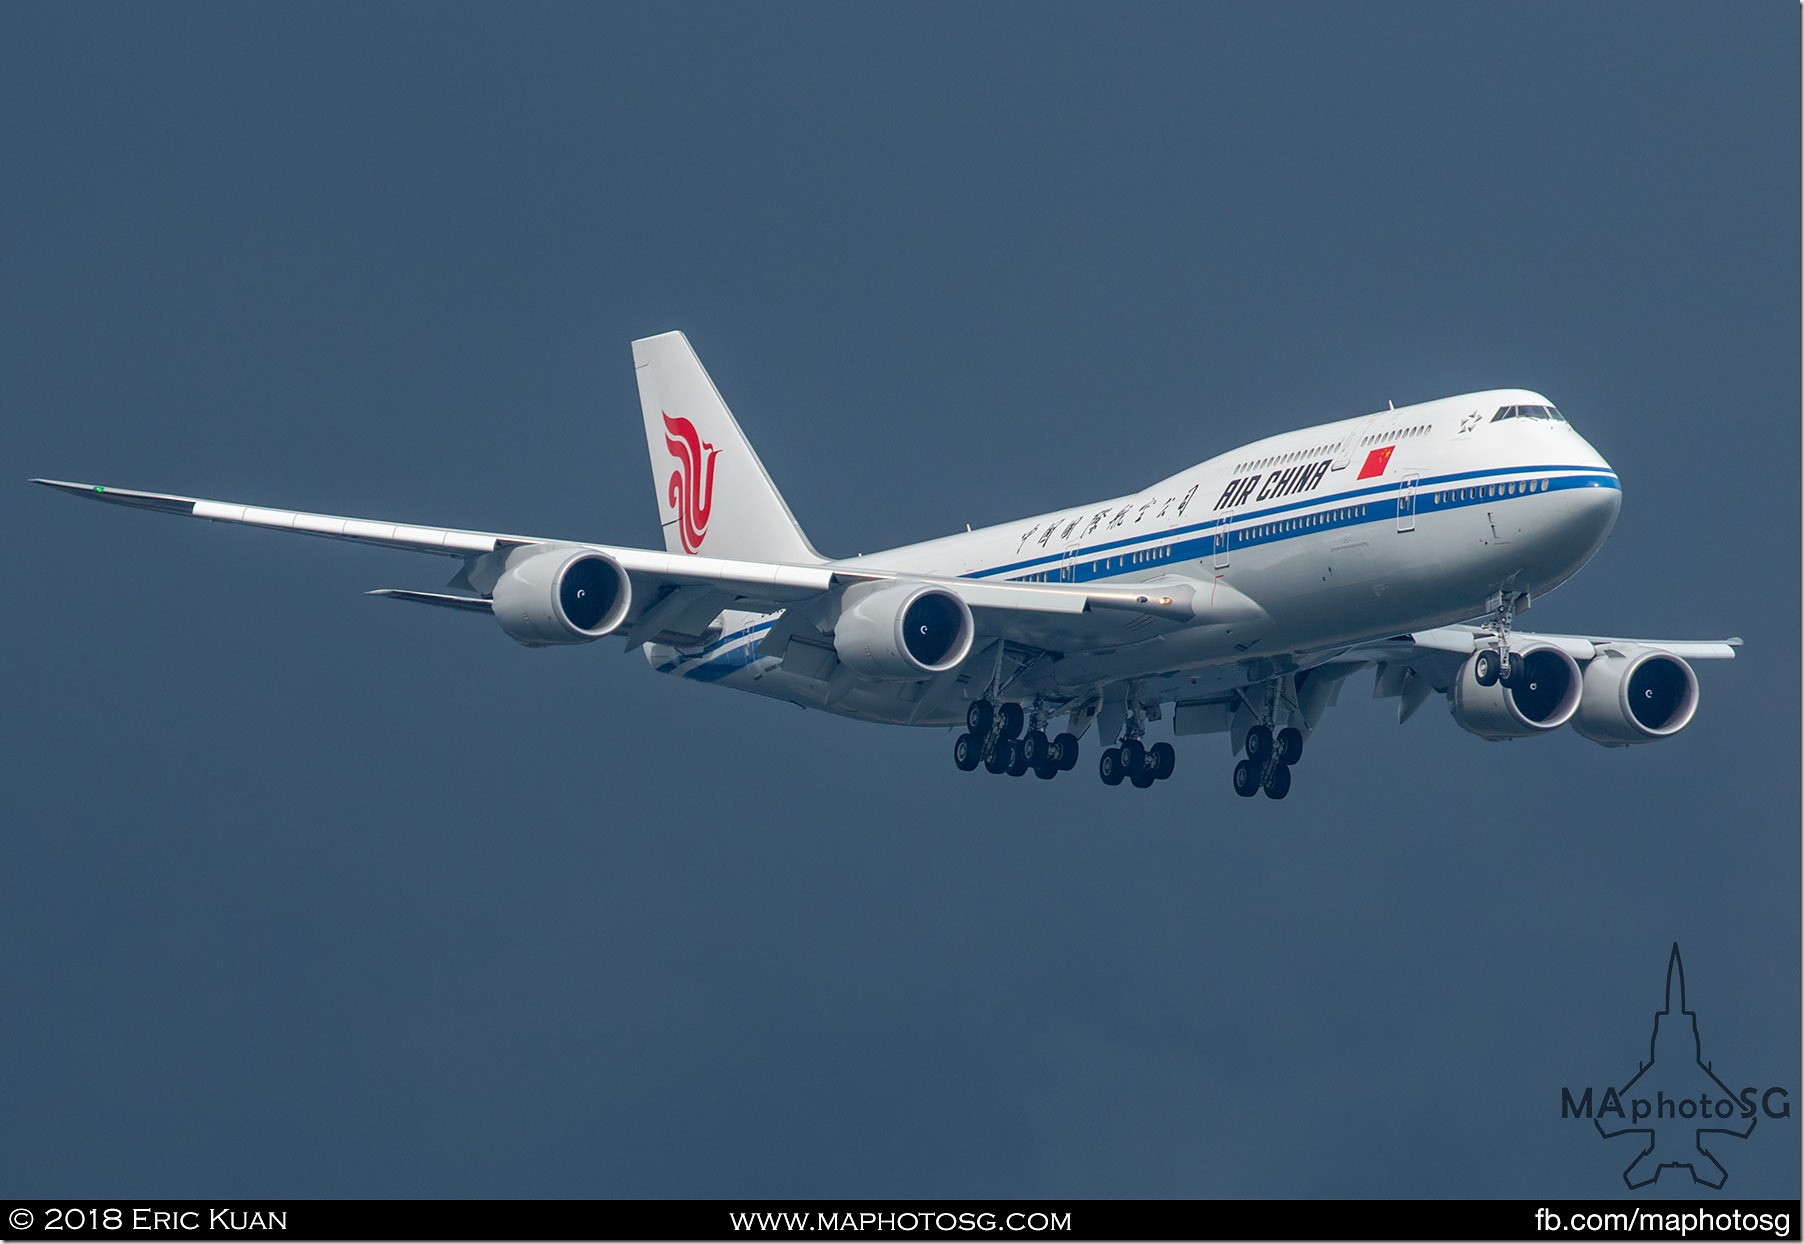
left=368, top=589, right=494, bottom=613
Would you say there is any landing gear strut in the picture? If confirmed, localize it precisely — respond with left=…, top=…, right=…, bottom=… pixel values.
left=953, top=697, right=1080, bottom=781
left=1475, top=591, right=1529, bottom=687
left=1098, top=695, right=1175, bottom=790
left=1233, top=681, right=1305, bottom=800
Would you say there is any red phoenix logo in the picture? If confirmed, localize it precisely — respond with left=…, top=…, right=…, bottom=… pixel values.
left=662, top=412, right=719, bottom=553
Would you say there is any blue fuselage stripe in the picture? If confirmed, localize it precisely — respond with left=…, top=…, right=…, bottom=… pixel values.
left=660, top=465, right=1619, bottom=680
left=973, top=465, right=1616, bottom=580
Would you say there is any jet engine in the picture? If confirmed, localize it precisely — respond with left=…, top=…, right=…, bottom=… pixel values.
left=833, top=581, right=975, bottom=680
left=1449, top=643, right=1582, bottom=740
left=1571, top=646, right=1698, bottom=745
left=489, top=545, right=631, bottom=647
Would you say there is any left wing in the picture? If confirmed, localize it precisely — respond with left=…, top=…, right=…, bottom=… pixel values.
left=1318, top=623, right=1739, bottom=744
left=1390, top=624, right=1741, bottom=664
left=1154, top=623, right=1739, bottom=757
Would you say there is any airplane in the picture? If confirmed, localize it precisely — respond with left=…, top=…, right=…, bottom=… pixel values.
left=33, top=331, right=1740, bottom=799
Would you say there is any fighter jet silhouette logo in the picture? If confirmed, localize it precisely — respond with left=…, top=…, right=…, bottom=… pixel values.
left=1596, top=944, right=1757, bottom=1188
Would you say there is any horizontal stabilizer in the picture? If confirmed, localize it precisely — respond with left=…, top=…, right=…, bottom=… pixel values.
left=367, top=589, right=493, bottom=613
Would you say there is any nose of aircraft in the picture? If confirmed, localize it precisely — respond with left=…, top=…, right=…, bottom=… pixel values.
left=1562, top=472, right=1622, bottom=556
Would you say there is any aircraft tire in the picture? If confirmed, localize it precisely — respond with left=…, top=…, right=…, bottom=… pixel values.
left=998, top=702, right=1025, bottom=738
left=1232, top=759, right=1260, bottom=797
left=1131, top=768, right=1156, bottom=789
left=1100, top=747, right=1125, bottom=786
left=984, top=741, right=1011, bottom=774
left=953, top=733, right=981, bottom=771
left=967, top=700, right=994, bottom=736
left=1277, top=728, right=1304, bottom=766
left=1054, top=733, right=1080, bottom=771
left=1262, top=762, right=1292, bottom=800
left=1005, top=739, right=1030, bottom=777
left=1119, top=738, right=1145, bottom=775
left=1033, top=757, right=1059, bottom=780
left=1499, top=651, right=1525, bottom=686
left=1246, top=724, right=1273, bottom=762
left=1149, top=742, right=1175, bottom=780
left=1021, top=730, right=1050, bottom=768
left=1474, top=649, right=1500, bottom=686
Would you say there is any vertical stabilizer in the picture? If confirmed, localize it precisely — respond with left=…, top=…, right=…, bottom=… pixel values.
left=632, top=331, right=822, bottom=565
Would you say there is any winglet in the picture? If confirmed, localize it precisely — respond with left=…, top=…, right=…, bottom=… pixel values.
left=32, top=478, right=198, bottom=515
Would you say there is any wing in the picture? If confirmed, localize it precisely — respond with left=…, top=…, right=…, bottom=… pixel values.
left=1383, top=624, right=1740, bottom=663
left=1150, top=622, right=1739, bottom=760
left=30, top=479, right=1216, bottom=649
left=1295, top=623, right=1739, bottom=738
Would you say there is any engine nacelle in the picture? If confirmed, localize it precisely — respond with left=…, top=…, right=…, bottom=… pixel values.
left=1449, top=643, right=1583, bottom=740
left=1572, top=647, right=1699, bottom=745
left=833, top=581, right=975, bottom=680
left=490, top=545, right=631, bottom=647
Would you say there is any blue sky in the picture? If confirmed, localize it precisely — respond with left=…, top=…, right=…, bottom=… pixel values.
left=4, top=2, right=1796, bottom=1199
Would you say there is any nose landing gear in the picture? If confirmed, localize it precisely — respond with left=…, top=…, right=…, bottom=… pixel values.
left=1474, top=590, right=1531, bottom=687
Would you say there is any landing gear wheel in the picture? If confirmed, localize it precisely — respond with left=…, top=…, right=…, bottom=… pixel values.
left=1246, top=724, right=1274, bottom=762
left=1232, top=759, right=1260, bottom=797
left=1119, top=738, right=1146, bottom=776
left=1054, top=733, right=1079, bottom=771
left=984, top=740, right=1011, bottom=774
left=966, top=700, right=994, bottom=736
left=1474, top=649, right=1500, bottom=687
left=998, top=702, right=1025, bottom=738
left=953, top=733, right=981, bottom=771
left=1148, top=741, right=1176, bottom=781
left=1276, top=727, right=1304, bottom=766
left=1262, top=762, right=1292, bottom=800
left=1498, top=652, right=1525, bottom=686
left=1033, top=756, right=1060, bottom=780
left=1131, top=768, right=1156, bottom=789
left=1100, top=748, right=1126, bottom=786
left=1021, top=730, right=1050, bottom=768
left=1005, top=739, right=1029, bottom=777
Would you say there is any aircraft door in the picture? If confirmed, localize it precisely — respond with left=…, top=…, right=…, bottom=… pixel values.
left=1213, top=527, right=1230, bottom=569
left=1396, top=473, right=1418, bottom=532
left=1058, top=520, right=1081, bottom=582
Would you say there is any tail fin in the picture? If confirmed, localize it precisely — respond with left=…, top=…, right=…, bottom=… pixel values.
left=632, top=331, right=823, bottom=564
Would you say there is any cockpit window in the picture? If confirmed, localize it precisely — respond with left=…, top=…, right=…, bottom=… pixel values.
left=1491, top=404, right=1569, bottom=423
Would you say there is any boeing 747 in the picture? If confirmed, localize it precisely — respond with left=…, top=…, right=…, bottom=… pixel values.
left=34, top=332, right=1738, bottom=798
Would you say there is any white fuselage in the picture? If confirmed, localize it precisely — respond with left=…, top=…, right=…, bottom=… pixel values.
left=647, top=389, right=1622, bottom=725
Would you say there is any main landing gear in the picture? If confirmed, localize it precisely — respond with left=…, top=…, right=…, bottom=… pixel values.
left=1098, top=698, right=1174, bottom=790
left=1232, top=722, right=1304, bottom=800
left=1231, top=675, right=1308, bottom=800
left=953, top=699, right=1079, bottom=781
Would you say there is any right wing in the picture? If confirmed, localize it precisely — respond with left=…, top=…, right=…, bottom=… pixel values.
left=31, top=479, right=1232, bottom=650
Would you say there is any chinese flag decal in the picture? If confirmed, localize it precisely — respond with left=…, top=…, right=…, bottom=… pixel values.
left=1357, top=446, right=1395, bottom=479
